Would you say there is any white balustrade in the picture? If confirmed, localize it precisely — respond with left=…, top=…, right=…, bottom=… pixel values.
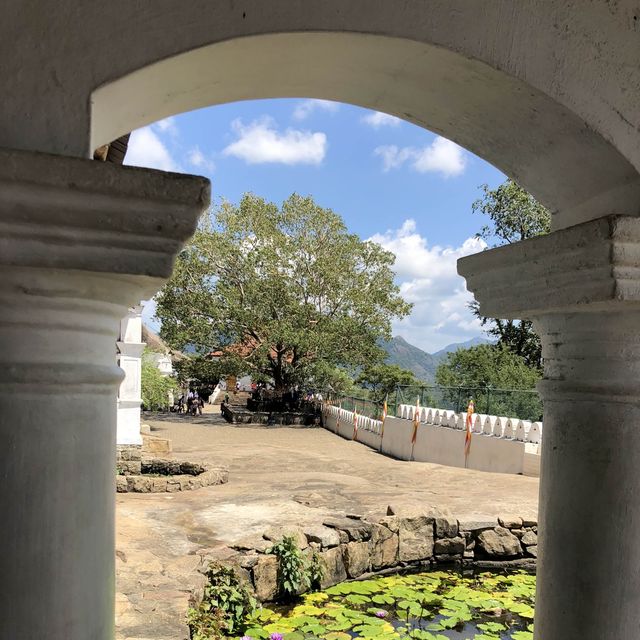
left=527, top=422, right=543, bottom=444
left=483, top=415, right=496, bottom=435
left=502, top=418, right=515, bottom=439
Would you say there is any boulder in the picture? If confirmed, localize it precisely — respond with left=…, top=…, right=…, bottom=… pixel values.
left=323, top=517, right=373, bottom=541
left=319, top=546, right=347, bottom=588
left=434, top=536, right=465, bottom=555
left=370, top=524, right=399, bottom=569
left=343, top=541, right=370, bottom=578
left=435, top=515, right=459, bottom=538
left=521, top=531, right=538, bottom=546
left=526, top=545, right=538, bottom=558
left=458, top=520, right=497, bottom=534
left=398, top=515, right=434, bottom=562
left=253, top=555, right=279, bottom=601
left=304, top=525, right=340, bottom=549
left=263, top=527, right=308, bottom=550
left=477, top=527, right=522, bottom=557
left=498, top=516, right=523, bottom=529
left=238, top=554, right=260, bottom=569
left=231, top=535, right=271, bottom=553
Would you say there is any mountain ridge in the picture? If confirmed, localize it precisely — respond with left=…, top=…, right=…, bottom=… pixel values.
left=382, top=335, right=491, bottom=383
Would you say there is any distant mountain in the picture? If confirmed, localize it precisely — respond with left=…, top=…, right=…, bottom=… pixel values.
left=381, top=335, right=492, bottom=383
left=381, top=336, right=439, bottom=382
left=432, top=336, right=492, bottom=359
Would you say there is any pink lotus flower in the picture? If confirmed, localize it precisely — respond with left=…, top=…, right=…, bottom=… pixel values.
left=375, top=610, right=388, bottom=618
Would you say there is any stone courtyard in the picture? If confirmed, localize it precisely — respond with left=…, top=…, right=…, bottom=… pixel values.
left=116, top=406, right=539, bottom=640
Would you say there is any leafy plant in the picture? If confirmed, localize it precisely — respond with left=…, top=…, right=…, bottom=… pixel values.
left=307, top=550, right=325, bottom=591
left=187, top=563, right=256, bottom=639
left=268, top=536, right=310, bottom=599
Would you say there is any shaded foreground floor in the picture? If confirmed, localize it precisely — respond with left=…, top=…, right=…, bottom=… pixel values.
left=116, top=408, right=539, bottom=640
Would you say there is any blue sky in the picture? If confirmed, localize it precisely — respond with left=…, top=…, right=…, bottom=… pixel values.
left=126, top=99, right=505, bottom=353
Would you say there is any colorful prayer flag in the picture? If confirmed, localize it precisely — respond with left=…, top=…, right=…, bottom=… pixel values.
left=411, top=396, right=420, bottom=445
left=464, top=399, right=475, bottom=459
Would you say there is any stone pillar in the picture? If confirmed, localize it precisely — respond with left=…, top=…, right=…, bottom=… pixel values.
left=458, top=215, right=640, bottom=640
left=0, top=148, right=208, bottom=640
left=116, top=305, right=145, bottom=446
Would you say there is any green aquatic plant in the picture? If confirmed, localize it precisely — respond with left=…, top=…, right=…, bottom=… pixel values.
left=234, top=571, right=536, bottom=640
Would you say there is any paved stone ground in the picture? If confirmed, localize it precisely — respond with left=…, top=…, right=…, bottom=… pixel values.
left=116, top=406, right=539, bottom=640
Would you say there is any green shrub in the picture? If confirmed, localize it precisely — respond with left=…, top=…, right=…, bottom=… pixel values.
left=307, top=550, right=325, bottom=591
left=187, top=564, right=256, bottom=639
left=268, top=535, right=309, bottom=598
left=268, top=536, right=325, bottom=599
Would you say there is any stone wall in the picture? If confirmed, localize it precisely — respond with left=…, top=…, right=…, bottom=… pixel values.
left=116, top=459, right=229, bottom=493
left=223, top=509, right=537, bottom=603
left=116, top=444, right=142, bottom=475
left=323, top=405, right=540, bottom=477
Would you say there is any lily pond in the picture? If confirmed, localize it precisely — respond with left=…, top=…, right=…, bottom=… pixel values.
left=241, top=571, right=535, bottom=640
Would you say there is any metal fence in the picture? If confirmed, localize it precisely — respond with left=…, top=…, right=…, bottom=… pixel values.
left=393, top=384, right=543, bottom=422
left=323, top=385, right=542, bottom=423
left=322, top=392, right=383, bottom=420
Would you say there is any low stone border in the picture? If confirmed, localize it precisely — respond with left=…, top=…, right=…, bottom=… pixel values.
left=220, top=508, right=537, bottom=602
left=222, top=404, right=319, bottom=426
left=116, top=458, right=229, bottom=493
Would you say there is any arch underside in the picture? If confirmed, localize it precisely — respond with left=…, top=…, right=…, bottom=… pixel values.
left=92, top=32, right=640, bottom=230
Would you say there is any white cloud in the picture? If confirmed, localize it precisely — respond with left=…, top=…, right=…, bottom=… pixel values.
left=369, top=220, right=486, bottom=352
left=362, top=111, right=402, bottom=129
left=292, top=99, right=340, bottom=121
left=223, top=117, right=327, bottom=166
left=155, top=117, right=178, bottom=135
left=374, top=136, right=467, bottom=177
left=187, top=146, right=215, bottom=173
left=125, top=126, right=179, bottom=172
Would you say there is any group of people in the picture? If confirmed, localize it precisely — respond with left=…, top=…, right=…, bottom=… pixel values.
left=176, top=390, right=205, bottom=416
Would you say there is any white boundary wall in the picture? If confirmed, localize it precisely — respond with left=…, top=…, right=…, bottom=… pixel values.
left=323, top=404, right=541, bottom=477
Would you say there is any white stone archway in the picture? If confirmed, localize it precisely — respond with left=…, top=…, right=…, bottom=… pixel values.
left=1, top=3, right=640, bottom=639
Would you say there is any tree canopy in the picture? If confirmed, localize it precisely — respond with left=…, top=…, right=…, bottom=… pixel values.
left=434, top=344, right=542, bottom=419
left=356, top=363, right=419, bottom=406
left=141, top=350, right=177, bottom=410
left=156, top=193, right=411, bottom=392
left=471, top=179, right=551, bottom=369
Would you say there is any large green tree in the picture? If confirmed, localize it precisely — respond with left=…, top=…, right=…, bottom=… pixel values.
left=356, top=363, right=419, bottom=406
left=156, top=193, right=411, bottom=393
left=471, top=179, right=551, bottom=369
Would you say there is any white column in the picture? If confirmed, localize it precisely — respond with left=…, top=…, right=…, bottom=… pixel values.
left=459, top=215, right=640, bottom=640
left=116, top=306, right=145, bottom=446
left=0, top=148, right=208, bottom=640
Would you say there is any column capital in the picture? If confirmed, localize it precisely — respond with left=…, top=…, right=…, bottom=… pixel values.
left=0, top=147, right=209, bottom=391
left=0, top=146, right=209, bottom=289
left=458, top=215, right=640, bottom=319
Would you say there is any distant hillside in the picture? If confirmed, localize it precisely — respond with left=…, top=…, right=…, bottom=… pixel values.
left=432, top=336, right=492, bottom=359
left=381, top=336, right=438, bottom=382
left=381, top=335, right=492, bottom=383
